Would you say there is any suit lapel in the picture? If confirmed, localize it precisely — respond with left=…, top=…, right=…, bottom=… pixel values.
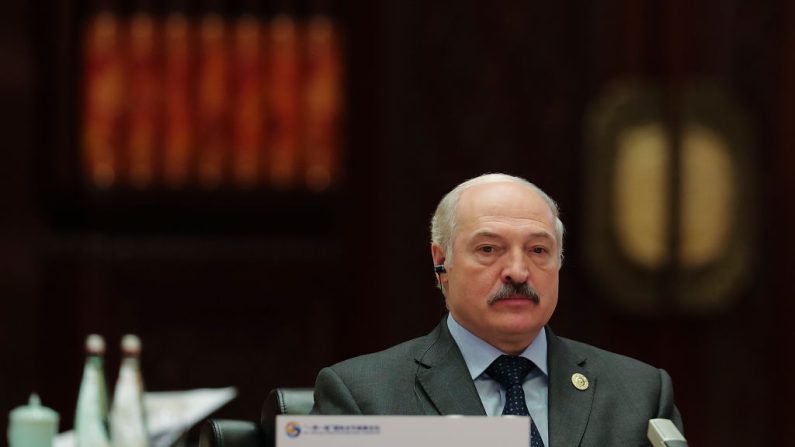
left=412, top=320, right=598, bottom=445
left=547, top=328, right=596, bottom=447
left=414, top=320, right=486, bottom=416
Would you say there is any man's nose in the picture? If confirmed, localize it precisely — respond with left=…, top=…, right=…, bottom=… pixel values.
left=502, top=250, right=529, bottom=284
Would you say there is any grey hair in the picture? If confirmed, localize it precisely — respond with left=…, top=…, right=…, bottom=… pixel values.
left=430, top=173, right=565, bottom=266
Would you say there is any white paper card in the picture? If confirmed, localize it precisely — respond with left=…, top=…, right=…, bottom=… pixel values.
left=275, top=415, right=529, bottom=447
left=54, top=387, right=237, bottom=447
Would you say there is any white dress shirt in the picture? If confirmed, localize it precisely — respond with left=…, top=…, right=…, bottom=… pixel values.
left=447, top=313, right=549, bottom=447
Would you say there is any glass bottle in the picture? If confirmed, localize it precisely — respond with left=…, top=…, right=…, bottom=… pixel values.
left=110, top=335, right=149, bottom=447
left=75, top=334, right=110, bottom=447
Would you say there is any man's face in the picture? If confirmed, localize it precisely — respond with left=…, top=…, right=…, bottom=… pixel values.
left=432, top=182, right=560, bottom=353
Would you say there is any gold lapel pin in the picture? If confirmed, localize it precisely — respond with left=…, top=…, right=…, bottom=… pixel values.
left=571, top=373, right=589, bottom=391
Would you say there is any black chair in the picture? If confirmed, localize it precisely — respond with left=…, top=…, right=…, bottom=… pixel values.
left=199, top=388, right=314, bottom=447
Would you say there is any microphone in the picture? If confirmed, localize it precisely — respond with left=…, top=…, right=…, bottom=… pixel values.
left=434, top=265, right=446, bottom=273
left=647, top=419, right=687, bottom=447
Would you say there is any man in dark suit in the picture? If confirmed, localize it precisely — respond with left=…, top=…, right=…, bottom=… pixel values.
left=312, top=173, right=683, bottom=446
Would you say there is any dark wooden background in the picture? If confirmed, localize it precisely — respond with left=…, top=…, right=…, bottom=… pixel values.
left=2, top=1, right=794, bottom=446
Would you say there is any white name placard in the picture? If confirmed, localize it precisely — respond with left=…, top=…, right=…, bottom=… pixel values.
left=275, top=415, right=529, bottom=447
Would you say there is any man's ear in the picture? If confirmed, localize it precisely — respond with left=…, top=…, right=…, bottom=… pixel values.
left=431, top=242, right=446, bottom=268
left=431, top=243, right=448, bottom=296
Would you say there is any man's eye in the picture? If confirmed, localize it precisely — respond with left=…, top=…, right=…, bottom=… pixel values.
left=532, top=246, right=547, bottom=254
left=479, top=246, right=494, bottom=254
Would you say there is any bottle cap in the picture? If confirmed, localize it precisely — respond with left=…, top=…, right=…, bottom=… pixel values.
left=85, top=334, right=105, bottom=355
left=121, top=334, right=142, bottom=355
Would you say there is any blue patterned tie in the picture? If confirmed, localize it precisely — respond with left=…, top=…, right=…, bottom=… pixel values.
left=486, top=355, right=545, bottom=447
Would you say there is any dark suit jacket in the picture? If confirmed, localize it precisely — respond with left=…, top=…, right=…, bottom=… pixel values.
left=312, top=318, right=683, bottom=446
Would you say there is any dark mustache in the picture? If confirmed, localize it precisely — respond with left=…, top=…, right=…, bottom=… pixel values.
left=487, top=282, right=540, bottom=304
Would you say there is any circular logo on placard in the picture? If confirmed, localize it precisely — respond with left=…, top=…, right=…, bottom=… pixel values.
left=285, top=421, right=301, bottom=438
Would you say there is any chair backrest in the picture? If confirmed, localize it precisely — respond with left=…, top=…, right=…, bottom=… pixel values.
left=199, top=388, right=314, bottom=447
left=261, top=387, right=315, bottom=428
left=199, top=419, right=264, bottom=447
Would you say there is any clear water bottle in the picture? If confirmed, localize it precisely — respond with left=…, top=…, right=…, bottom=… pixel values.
left=110, top=335, right=149, bottom=447
left=74, top=335, right=110, bottom=447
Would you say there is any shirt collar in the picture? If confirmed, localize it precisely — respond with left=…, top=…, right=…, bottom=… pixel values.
left=447, top=313, right=548, bottom=379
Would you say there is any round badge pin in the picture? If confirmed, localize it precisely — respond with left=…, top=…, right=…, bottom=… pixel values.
left=571, top=373, right=589, bottom=391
